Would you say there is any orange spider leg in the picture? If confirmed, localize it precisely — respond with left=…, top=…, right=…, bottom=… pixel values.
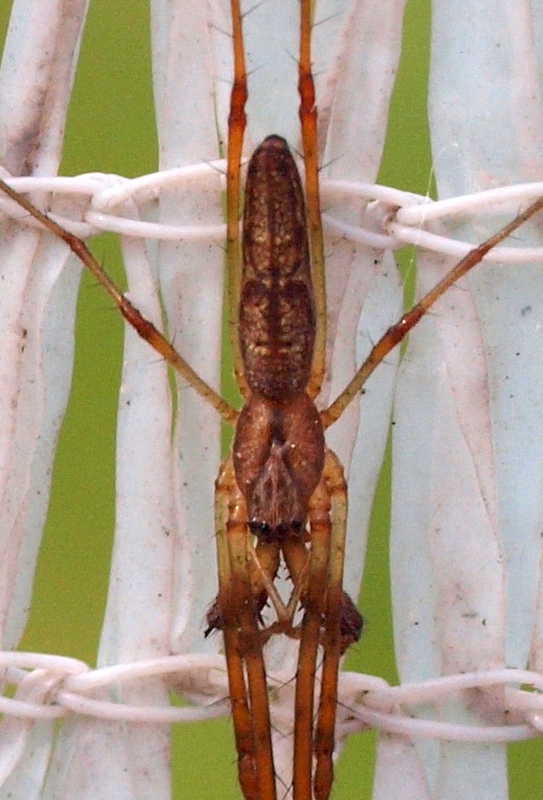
left=298, top=0, right=326, bottom=399
left=292, top=477, right=332, bottom=800
left=313, top=451, right=349, bottom=800
left=280, top=539, right=312, bottom=626
left=248, top=541, right=289, bottom=626
left=279, top=452, right=360, bottom=800
left=0, top=177, right=238, bottom=425
left=215, top=460, right=259, bottom=799
left=321, top=194, right=543, bottom=429
left=215, top=457, right=277, bottom=800
left=226, top=0, right=249, bottom=397
left=295, top=4, right=356, bottom=797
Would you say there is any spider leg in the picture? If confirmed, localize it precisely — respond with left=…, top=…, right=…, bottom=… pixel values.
left=321, top=195, right=543, bottom=428
left=292, top=477, right=331, bottom=800
left=313, top=451, right=351, bottom=800
left=215, top=457, right=277, bottom=800
left=227, top=0, right=249, bottom=398
left=281, top=538, right=311, bottom=625
left=298, top=0, right=326, bottom=400
left=249, top=540, right=290, bottom=626
left=0, top=177, right=237, bottom=425
left=283, top=452, right=362, bottom=800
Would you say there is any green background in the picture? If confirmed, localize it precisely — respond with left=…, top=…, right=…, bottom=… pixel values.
left=1, top=0, right=541, bottom=797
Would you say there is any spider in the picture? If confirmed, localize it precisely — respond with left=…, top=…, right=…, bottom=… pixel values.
left=1, top=1, right=543, bottom=799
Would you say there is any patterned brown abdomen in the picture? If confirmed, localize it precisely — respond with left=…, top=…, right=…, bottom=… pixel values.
left=239, top=136, right=315, bottom=400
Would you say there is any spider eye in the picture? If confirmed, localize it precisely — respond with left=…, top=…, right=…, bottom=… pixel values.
left=248, top=519, right=271, bottom=540
left=291, top=519, right=304, bottom=535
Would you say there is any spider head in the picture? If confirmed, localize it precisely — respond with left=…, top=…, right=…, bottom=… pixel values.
left=233, top=393, right=325, bottom=545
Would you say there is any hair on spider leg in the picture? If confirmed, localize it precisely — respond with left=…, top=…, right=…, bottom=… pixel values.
left=241, top=0, right=274, bottom=22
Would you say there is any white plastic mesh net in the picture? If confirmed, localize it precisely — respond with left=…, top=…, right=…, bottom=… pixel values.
left=0, top=1, right=543, bottom=799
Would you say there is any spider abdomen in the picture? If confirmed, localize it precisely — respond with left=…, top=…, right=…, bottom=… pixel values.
left=240, top=135, right=315, bottom=400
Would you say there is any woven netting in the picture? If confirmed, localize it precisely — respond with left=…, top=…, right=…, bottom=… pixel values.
left=1, top=1, right=543, bottom=798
